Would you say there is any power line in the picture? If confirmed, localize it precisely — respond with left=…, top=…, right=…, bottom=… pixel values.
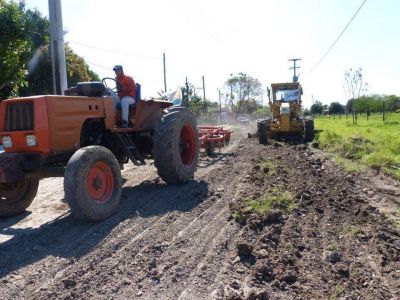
left=304, top=0, right=367, bottom=78
left=68, top=41, right=160, bottom=60
left=84, top=59, right=153, bottom=91
left=84, top=60, right=111, bottom=71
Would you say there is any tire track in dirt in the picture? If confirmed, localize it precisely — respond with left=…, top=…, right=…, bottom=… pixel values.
left=0, top=135, right=244, bottom=299
left=0, top=180, right=205, bottom=298
left=34, top=139, right=244, bottom=299
left=176, top=187, right=247, bottom=299
left=49, top=145, right=243, bottom=299
left=133, top=145, right=250, bottom=299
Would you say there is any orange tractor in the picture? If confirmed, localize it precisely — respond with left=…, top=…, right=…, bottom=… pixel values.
left=0, top=79, right=199, bottom=221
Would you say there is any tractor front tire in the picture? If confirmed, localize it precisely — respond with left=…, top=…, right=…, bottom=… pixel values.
left=304, top=118, right=315, bottom=142
left=0, top=179, right=39, bottom=217
left=153, top=107, right=199, bottom=184
left=257, top=120, right=269, bottom=145
left=64, top=146, right=122, bottom=222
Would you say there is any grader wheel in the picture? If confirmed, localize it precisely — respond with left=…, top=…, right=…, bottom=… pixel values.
left=304, top=118, right=315, bottom=142
left=257, top=119, right=270, bottom=145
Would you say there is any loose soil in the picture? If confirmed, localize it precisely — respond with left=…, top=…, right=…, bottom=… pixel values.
left=0, top=128, right=399, bottom=299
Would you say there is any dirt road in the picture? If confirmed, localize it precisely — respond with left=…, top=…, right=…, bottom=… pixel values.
left=0, top=132, right=399, bottom=299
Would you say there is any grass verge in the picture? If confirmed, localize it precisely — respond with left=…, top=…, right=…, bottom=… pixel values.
left=315, top=114, right=400, bottom=178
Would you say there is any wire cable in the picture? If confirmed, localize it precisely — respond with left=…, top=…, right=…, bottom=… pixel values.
left=304, top=0, right=367, bottom=78
left=68, top=41, right=160, bottom=60
left=84, top=60, right=112, bottom=71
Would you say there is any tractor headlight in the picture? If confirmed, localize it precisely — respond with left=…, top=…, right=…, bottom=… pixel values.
left=2, top=136, right=13, bottom=148
left=26, top=135, right=37, bottom=147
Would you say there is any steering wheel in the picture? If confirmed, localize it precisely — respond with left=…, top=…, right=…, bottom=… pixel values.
left=102, top=77, right=122, bottom=93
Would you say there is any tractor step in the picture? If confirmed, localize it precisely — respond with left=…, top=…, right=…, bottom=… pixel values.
left=111, top=127, right=135, bottom=133
left=114, top=133, right=145, bottom=166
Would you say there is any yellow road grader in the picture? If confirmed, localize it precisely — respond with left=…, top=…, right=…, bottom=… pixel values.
left=257, top=82, right=314, bottom=144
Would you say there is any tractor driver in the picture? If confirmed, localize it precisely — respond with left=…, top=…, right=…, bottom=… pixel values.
left=113, top=65, right=136, bottom=128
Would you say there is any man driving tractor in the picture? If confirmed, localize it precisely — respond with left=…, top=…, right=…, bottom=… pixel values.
left=112, top=65, right=136, bottom=128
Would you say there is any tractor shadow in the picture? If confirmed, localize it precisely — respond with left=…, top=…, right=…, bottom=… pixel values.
left=0, top=179, right=208, bottom=278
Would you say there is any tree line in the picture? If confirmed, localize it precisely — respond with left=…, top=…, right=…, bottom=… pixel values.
left=308, top=68, right=399, bottom=122
left=309, top=95, right=400, bottom=116
left=0, top=0, right=99, bottom=101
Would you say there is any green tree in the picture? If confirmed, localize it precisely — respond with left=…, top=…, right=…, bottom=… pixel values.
left=252, top=106, right=271, bottom=119
left=346, top=95, right=400, bottom=115
left=1, top=1, right=99, bottom=100
left=181, top=81, right=195, bottom=107
left=344, top=68, right=368, bottom=124
left=329, top=102, right=345, bottom=115
left=65, top=46, right=100, bottom=86
left=179, top=79, right=219, bottom=118
left=385, top=95, right=400, bottom=111
left=310, top=101, right=323, bottom=115
left=188, top=94, right=204, bottom=116
left=225, top=73, right=263, bottom=114
left=19, top=45, right=100, bottom=96
left=19, top=45, right=52, bottom=96
left=0, top=0, right=31, bottom=99
left=240, top=98, right=259, bottom=114
left=303, top=108, right=311, bottom=116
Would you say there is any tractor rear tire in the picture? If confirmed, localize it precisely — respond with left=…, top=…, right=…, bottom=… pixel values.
left=0, top=179, right=39, bottom=217
left=304, top=118, right=315, bottom=142
left=153, top=107, right=199, bottom=184
left=257, top=120, right=269, bottom=145
left=64, top=146, right=122, bottom=222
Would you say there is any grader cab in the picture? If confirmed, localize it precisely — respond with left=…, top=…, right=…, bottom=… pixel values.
left=257, top=82, right=314, bottom=144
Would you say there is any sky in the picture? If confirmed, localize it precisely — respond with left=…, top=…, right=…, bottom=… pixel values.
left=24, top=0, right=400, bottom=108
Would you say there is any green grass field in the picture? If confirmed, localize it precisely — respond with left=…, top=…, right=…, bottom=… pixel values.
left=314, top=113, right=400, bottom=178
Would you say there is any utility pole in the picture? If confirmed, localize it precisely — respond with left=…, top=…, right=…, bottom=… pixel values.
left=218, top=89, right=222, bottom=125
left=185, top=77, right=189, bottom=104
left=202, top=75, right=206, bottom=100
left=230, top=84, right=234, bottom=123
left=289, top=58, right=301, bottom=83
left=48, top=0, right=68, bottom=95
left=163, top=53, right=167, bottom=92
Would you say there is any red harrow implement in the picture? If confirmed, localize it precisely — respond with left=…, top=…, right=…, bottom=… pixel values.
left=198, top=126, right=233, bottom=155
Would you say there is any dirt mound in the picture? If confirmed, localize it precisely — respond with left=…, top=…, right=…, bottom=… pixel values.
left=227, top=143, right=400, bottom=299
